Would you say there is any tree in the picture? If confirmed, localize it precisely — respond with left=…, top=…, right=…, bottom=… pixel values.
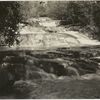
left=0, top=2, right=22, bottom=46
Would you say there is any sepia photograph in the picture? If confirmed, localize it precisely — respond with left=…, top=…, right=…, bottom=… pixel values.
left=0, top=0, right=100, bottom=99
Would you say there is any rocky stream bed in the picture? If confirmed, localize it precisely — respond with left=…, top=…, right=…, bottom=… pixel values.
left=0, top=45, right=100, bottom=98
left=0, top=17, right=100, bottom=98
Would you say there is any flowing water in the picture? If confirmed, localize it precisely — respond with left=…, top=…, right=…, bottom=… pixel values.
left=1, top=17, right=100, bottom=98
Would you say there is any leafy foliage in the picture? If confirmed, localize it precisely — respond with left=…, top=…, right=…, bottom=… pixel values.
left=0, top=2, right=22, bottom=46
left=19, top=1, right=46, bottom=20
left=45, top=1, right=100, bottom=39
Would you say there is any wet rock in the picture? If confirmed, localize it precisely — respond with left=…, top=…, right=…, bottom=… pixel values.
left=72, top=59, right=99, bottom=75
left=0, top=68, right=15, bottom=90
left=13, top=80, right=37, bottom=99
left=81, top=74, right=100, bottom=80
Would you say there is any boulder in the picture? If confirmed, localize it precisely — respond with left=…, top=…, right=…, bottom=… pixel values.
left=0, top=68, right=15, bottom=90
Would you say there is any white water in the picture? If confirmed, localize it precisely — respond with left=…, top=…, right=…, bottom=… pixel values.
left=16, top=17, right=100, bottom=50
